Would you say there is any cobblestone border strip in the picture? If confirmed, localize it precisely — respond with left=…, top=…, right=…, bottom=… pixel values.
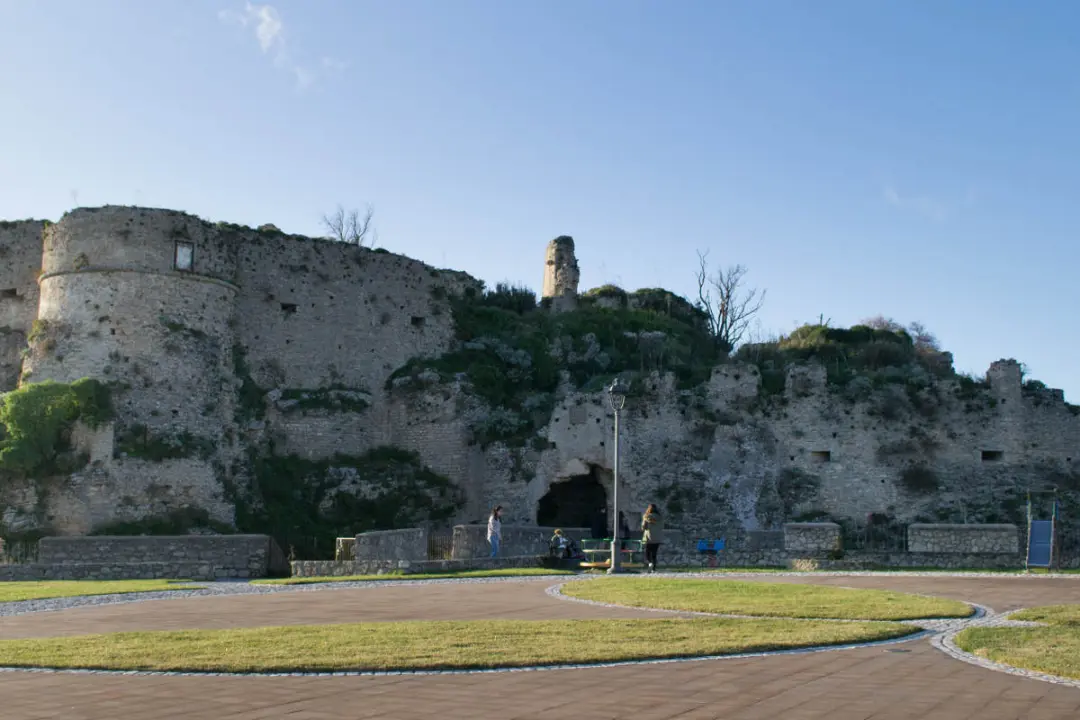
left=932, top=614, right=1080, bottom=690
left=546, top=577, right=989, bottom=631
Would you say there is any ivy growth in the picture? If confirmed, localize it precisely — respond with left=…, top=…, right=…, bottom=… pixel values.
left=0, top=378, right=112, bottom=478
left=234, top=445, right=463, bottom=560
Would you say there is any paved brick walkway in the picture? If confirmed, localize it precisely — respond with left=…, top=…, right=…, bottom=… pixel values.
left=1, top=574, right=1079, bottom=719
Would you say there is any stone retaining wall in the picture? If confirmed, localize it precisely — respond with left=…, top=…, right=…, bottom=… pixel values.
left=353, top=528, right=427, bottom=562
left=783, top=523, right=841, bottom=554
left=22, top=535, right=281, bottom=579
left=907, top=524, right=1019, bottom=554
left=0, top=561, right=216, bottom=581
left=450, top=525, right=590, bottom=560
left=290, top=554, right=553, bottom=577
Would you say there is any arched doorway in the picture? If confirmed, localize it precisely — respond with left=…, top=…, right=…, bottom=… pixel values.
left=536, top=469, right=607, bottom=530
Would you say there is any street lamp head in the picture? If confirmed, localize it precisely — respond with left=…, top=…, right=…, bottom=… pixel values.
left=607, top=378, right=630, bottom=411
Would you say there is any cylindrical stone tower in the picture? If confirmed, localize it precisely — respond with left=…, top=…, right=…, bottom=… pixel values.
left=541, top=236, right=580, bottom=311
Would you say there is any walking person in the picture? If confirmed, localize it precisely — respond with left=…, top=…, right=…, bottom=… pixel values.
left=487, top=505, right=503, bottom=558
left=641, top=503, right=664, bottom=573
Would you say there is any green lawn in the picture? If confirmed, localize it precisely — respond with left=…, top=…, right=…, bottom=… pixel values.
left=0, top=580, right=203, bottom=603
left=253, top=567, right=576, bottom=585
left=955, top=604, right=1080, bottom=680
left=561, top=577, right=974, bottom=620
left=0, top=617, right=916, bottom=673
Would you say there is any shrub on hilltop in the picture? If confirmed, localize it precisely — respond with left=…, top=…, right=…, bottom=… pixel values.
left=388, top=282, right=721, bottom=446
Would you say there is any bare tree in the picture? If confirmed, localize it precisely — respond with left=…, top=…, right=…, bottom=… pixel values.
left=322, top=204, right=376, bottom=247
left=695, top=250, right=766, bottom=352
left=861, top=315, right=942, bottom=354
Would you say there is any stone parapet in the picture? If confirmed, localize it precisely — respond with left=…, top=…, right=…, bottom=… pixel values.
left=907, top=524, right=1019, bottom=554
left=783, top=523, right=841, bottom=555
left=289, top=554, right=552, bottom=577
left=0, top=561, right=216, bottom=581
left=353, top=528, right=428, bottom=562
left=450, top=524, right=590, bottom=560
left=35, top=535, right=277, bottom=578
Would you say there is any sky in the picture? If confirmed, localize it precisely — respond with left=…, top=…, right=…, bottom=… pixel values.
left=1, top=0, right=1077, bottom=400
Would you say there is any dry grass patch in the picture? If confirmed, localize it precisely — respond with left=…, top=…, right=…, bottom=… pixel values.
left=0, top=580, right=202, bottom=603
left=253, top=567, right=575, bottom=585
left=0, top=617, right=916, bottom=673
left=955, top=604, right=1080, bottom=680
left=561, top=578, right=973, bottom=620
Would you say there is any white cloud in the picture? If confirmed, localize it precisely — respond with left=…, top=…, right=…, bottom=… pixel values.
left=219, top=2, right=335, bottom=90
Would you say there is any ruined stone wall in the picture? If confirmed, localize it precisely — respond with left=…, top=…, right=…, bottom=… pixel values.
left=0, top=220, right=45, bottom=391
left=233, top=233, right=474, bottom=393
left=541, top=235, right=579, bottom=306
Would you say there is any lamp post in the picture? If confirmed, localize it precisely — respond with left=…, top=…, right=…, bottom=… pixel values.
left=607, top=378, right=629, bottom=574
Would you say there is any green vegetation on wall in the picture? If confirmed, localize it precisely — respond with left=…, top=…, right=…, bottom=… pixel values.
left=0, top=378, right=112, bottom=478
left=235, top=445, right=463, bottom=559
left=277, top=387, right=370, bottom=414
left=91, top=506, right=234, bottom=536
left=114, top=424, right=215, bottom=462
left=735, top=321, right=956, bottom=398
left=389, top=283, right=721, bottom=447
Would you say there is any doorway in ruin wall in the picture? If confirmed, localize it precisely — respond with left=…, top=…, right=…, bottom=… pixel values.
left=536, top=467, right=608, bottom=530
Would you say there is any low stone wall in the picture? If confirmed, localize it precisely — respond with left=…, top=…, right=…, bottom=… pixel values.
left=0, top=561, right=216, bottom=581
left=290, top=554, right=554, bottom=578
left=353, top=528, right=427, bottom=562
left=907, top=524, right=1019, bottom=554
left=450, top=525, right=590, bottom=560
left=783, top=523, right=841, bottom=555
left=34, top=535, right=279, bottom=578
left=789, top=551, right=1026, bottom=571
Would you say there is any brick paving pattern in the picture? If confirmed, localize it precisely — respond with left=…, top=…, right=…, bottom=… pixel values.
left=0, top=573, right=1078, bottom=719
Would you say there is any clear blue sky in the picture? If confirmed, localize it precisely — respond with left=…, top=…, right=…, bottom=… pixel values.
left=2, top=1, right=1077, bottom=400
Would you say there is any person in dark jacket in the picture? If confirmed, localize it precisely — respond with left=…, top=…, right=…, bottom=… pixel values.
left=641, top=504, right=664, bottom=572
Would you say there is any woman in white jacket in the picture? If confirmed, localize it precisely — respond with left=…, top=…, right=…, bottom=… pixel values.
left=487, top=505, right=503, bottom=557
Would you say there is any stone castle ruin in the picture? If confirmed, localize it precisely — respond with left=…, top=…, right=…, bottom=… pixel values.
left=1, top=206, right=1078, bottom=562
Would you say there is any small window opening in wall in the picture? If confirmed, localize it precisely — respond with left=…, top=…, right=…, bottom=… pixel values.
left=174, top=241, right=194, bottom=272
left=0, top=288, right=17, bottom=299
left=410, top=316, right=426, bottom=328
left=810, top=450, right=832, bottom=463
left=982, top=450, right=1004, bottom=462
left=280, top=303, right=297, bottom=315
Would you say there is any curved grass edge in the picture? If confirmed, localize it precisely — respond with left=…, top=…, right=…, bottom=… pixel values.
left=555, top=577, right=976, bottom=622
left=937, top=619, right=1080, bottom=690
left=0, top=617, right=924, bottom=677
left=0, top=580, right=206, bottom=604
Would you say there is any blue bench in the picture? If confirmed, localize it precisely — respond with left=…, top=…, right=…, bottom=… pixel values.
left=697, top=539, right=726, bottom=567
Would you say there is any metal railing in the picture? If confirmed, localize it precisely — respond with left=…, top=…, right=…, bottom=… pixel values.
left=838, top=520, right=907, bottom=553
left=0, top=538, right=40, bottom=565
left=427, top=529, right=454, bottom=561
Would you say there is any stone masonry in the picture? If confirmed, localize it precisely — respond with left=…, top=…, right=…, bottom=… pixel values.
left=907, top=524, right=1019, bottom=554
left=783, top=523, right=841, bottom=555
left=1, top=206, right=1078, bottom=555
left=0, top=534, right=282, bottom=580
